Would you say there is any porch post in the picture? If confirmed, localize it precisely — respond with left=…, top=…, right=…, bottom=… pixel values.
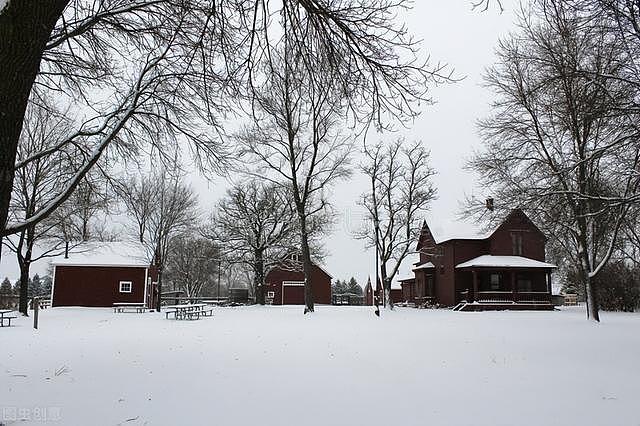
left=471, top=270, right=478, bottom=303
left=511, top=271, right=517, bottom=303
left=546, top=270, right=552, bottom=294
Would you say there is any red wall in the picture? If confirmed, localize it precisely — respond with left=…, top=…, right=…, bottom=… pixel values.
left=265, top=264, right=332, bottom=305
left=53, top=266, right=148, bottom=307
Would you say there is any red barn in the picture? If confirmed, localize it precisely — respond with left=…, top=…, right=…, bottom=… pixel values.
left=51, top=242, right=157, bottom=308
left=265, top=253, right=332, bottom=305
left=401, top=209, right=556, bottom=310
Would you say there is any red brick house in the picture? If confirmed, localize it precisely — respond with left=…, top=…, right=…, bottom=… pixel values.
left=51, top=242, right=157, bottom=308
left=265, top=253, right=332, bottom=305
left=401, top=209, right=556, bottom=310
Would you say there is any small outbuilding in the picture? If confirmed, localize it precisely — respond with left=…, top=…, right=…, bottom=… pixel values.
left=51, top=242, right=157, bottom=308
left=265, top=253, right=332, bottom=305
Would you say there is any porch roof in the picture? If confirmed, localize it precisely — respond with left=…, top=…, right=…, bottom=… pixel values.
left=412, top=261, right=435, bottom=270
left=455, top=255, right=556, bottom=270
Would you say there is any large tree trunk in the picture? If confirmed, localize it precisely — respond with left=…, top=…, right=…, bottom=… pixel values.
left=379, top=262, right=393, bottom=310
left=18, top=261, right=30, bottom=316
left=584, top=271, right=600, bottom=322
left=0, top=1, right=69, bottom=241
left=254, top=249, right=265, bottom=305
left=299, top=215, right=314, bottom=313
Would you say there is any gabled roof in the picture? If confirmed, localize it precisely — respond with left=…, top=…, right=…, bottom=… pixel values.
left=412, top=262, right=435, bottom=270
left=51, top=241, right=150, bottom=268
left=455, top=255, right=556, bottom=269
left=429, top=209, right=546, bottom=245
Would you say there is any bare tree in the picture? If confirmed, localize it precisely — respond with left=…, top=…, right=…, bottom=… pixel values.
left=117, top=171, right=199, bottom=310
left=357, top=139, right=437, bottom=310
left=3, top=100, right=78, bottom=314
left=164, top=236, right=220, bottom=299
left=466, top=0, right=640, bottom=322
left=206, top=181, right=298, bottom=305
left=113, top=174, right=159, bottom=244
left=1, top=0, right=447, bottom=249
left=239, top=35, right=354, bottom=313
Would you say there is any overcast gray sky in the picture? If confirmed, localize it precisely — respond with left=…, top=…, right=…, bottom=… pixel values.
left=0, top=1, right=519, bottom=286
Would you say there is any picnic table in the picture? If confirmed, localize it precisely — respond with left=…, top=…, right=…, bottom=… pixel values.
left=113, top=303, right=150, bottom=313
left=0, top=309, right=17, bottom=327
left=164, top=303, right=214, bottom=320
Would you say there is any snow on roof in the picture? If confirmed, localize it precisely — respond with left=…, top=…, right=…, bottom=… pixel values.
left=51, top=241, right=151, bottom=268
left=432, top=229, right=493, bottom=244
left=413, top=261, right=435, bottom=270
left=455, top=255, right=556, bottom=269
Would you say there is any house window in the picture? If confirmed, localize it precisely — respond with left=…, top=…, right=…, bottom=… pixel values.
left=490, top=274, right=500, bottom=290
left=511, top=233, right=523, bottom=256
left=282, top=280, right=305, bottom=286
left=119, top=281, right=132, bottom=293
left=267, top=291, right=275, bottom=298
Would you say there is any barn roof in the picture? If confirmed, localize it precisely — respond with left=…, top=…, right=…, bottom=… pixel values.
left=455, top=255, right=556, bottom=269
left=51, top=241, right=151, bottom=268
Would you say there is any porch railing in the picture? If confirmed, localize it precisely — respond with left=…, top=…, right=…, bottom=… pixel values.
left=463, top=291, right=551, bottom=304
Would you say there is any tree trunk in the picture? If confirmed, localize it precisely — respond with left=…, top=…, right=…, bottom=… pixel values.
left=379, top=262, right=393, bottom=309
left=384, top=277, right=393, bottom=311
left=18, top=262, right=30, bottom=316
left=584, top=273, right=600, bottom=322
left=254, top=249, right=265, bottom=305
left=299, top=215, right=314, bottom=313
left=0, top=1, right=69, bottom=239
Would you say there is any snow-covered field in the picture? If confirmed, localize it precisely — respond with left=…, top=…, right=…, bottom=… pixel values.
left=2, top=306, right=639, bottom=426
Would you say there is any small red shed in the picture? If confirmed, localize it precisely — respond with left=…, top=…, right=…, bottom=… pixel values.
left=265, top=253, right=332, bottom=305
left=51, top=242, right=157, bottom=308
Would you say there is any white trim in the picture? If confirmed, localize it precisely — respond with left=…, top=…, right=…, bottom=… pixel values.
left=119, top=281, right=133, bottom=293
left=50, top=265, right=57, bottom=306
left=267, top=291, right=275, bottom=298
left=143, top=268, right=149, bottom=306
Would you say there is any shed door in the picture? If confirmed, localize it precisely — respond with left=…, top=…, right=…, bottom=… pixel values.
left=282, top=281, right=305, bottom=305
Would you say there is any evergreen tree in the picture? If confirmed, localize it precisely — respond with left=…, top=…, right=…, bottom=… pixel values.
left=13, top=280, right=20, bottom=295
left=41, top=275, right=53, bottom=296
left=347, top=277, right=363, bottom=296
left=29, top=274, right=42, bottom=297
left=0, top=277, right=11, bottom=293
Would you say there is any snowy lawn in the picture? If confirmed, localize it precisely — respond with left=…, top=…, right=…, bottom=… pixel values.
left=2, top=306, right=639, bottom=426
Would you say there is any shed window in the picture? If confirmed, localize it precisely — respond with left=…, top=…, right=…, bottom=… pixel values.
left=267, top=291, right=275, bottom=298
left=119, top=281, right=132, bottom=293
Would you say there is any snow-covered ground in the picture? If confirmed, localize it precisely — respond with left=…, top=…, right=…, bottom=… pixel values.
left=2, top=306, right=639, bottom=426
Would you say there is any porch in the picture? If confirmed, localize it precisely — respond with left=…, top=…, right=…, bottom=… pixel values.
left=455, top=255, right=556, bottom=311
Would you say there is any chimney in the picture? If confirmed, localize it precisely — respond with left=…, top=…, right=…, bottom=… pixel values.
left=64, top=241, right=69, bottom=259
left=485, top=198, right=494, bottom=212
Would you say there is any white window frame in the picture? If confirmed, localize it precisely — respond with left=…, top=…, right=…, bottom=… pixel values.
left=267, top=291, right=275, bottom=298
left=119, top=281, right=133, bottom=293
left=282, top=280, right=305, bottom=286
